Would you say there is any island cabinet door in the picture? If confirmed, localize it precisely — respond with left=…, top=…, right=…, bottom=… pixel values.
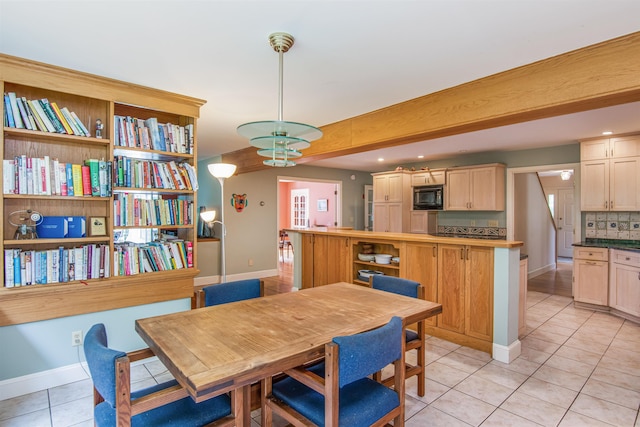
left=405, top=243, right=438, bottom=326
left=464, top=246, right=494, bottom=342
left=309, top=235, right=351, bottom=287
left=437, top=244, right=466, bottom=333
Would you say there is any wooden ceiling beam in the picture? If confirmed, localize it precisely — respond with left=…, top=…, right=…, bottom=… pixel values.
left=223, top=31, right=640, bottom=174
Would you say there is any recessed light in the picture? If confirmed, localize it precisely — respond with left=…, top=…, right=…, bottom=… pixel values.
left=377, top=158, right=384, bottom=162
left=418, top=155, right=424, bottom=159
left=602, top=131, right=613, bottom=135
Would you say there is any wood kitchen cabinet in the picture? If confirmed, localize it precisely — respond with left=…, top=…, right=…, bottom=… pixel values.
left=301, top=234, right=351, bottom=288
left=411, top=169, right=445, bottom=186
left=609, top=249, right=640, bottom=318
left=372, top=171, right=412, bottom=232
left=410, top=211, right=438, bottom=234
left=405, top=242, right=438, bottom=326
left=580, top=134, right=640, bottom=211
left=445, top=164, right=505, bottom=211
left=437, top=243, right=494, bottom=345
left=573, top=247, right=608, bottom=306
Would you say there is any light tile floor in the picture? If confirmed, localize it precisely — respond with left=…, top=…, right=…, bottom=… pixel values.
left=1, top=290, right=639, bottom=426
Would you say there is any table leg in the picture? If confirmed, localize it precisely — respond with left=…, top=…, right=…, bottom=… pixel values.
left=233, top=385, right=252, bottom=426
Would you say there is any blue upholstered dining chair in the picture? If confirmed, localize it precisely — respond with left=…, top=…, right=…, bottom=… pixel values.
left=262, top=316, right=405, bottom=427
left=84, top=323, right=234, bottom=427
left=202, top=278, right=264, bottom=307
left=370, top=274, right=427, bottom=397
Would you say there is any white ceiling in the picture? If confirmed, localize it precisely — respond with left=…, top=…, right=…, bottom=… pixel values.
left=1, top=1, right=639, bottom=172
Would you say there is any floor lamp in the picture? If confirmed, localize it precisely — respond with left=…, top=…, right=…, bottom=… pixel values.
left=207, top=163, right=237, bottom=283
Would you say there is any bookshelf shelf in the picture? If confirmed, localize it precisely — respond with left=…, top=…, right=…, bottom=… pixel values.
left=1, top=53, right=205, bottom=325
left=4, top=237, right=110, bottom=246
left=4, top=127, right=110, bottom=145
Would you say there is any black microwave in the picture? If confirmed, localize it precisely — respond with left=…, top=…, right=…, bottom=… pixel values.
left=413, top=185, right=444, bottom=210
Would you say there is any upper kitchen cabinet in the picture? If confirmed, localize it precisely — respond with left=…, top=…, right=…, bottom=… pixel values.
left=580, top=135, right=640, bottom=161
left=411, top=169, right=445, bottom=186
left=372, top=171, right=412, bottom=232
left=580, top=134, right=640, bottom=211
left=445, top=164, right=506, bottom=211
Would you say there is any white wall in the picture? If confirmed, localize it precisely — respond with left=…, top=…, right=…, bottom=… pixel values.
left=514, top=173, right=556, bottom=277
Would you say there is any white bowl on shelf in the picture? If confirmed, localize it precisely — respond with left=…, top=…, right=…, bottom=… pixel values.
left=374, top=254, right=392, bottom=264
left=358, top=270, right=384, bottom=280
left=358, top=253, right=376, bottom=262
left=391, top=256, right=400, bottom=264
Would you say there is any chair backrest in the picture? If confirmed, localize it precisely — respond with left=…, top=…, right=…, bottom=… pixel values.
left=370, top=275, right=420, bottom=299
left=84, top=323, right=126, bottom=408
left=203, top=278, right=262, bottom=306
left=332, top=316, right=402, bottom=387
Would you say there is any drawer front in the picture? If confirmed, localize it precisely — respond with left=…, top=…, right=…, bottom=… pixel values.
left=611, top=249, right=640, bottom=268
left=573, top=247, right=608, bottom=261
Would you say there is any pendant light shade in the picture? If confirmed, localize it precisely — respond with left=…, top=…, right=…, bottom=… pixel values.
left=237, top=32, right=322, bottom=167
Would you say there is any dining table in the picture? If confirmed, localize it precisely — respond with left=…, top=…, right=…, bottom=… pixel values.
left=135, top=282, right=442, bottom=426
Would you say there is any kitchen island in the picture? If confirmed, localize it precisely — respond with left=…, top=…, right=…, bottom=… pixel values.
left=288, top=228, right=524, bottom=363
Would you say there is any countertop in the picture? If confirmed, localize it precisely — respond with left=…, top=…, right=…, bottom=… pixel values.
left=573, top=239, right=640, bottom=253
left=290, top=228, right=523, bottom=249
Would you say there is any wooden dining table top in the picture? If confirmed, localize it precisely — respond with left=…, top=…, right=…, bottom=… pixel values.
left=135, top=282, right=442, bottom=402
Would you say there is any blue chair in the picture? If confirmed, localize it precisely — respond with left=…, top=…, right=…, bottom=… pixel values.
left=370, top=275, right=427, bottom=397
left=262, top=316, right=405, bottom=427
left=84, top=323, right=234, bottom=427
left=202, top=278, right=264, bottom=307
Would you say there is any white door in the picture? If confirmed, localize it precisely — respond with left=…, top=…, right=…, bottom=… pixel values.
left=291, top=189, right=309, bottom=229
left=557, top=188, right=574, bottom=258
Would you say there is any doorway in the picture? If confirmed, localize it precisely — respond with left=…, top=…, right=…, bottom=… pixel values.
left=507, top=163, right=580, bottom=295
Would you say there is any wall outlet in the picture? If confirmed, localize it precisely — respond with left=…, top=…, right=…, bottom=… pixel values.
left=470, top=220, right=476, bottom=226
left=248, top=258, right=254, bottom=266
left=72, top=330, right=82, bottom=347
left=488, top=220, right=499, bottom=227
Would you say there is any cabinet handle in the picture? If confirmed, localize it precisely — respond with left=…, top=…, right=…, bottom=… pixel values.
left=433, top=246, right=437, bottom=257
left=605, top=201, right=608, bottom=209
left=466, top=247, right=470, bottom=260
left=586, top=261, right=597, bottom=265
left=460, top=248, right=464, bottom=259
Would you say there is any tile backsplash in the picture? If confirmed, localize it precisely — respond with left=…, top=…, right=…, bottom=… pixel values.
left=585, top=212, right=640, bottom=240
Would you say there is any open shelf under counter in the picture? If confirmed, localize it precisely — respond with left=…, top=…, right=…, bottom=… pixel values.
left=353, top=260, right=400, bottom=270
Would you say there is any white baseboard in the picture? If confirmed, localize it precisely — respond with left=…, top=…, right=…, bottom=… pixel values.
left=528, top=263, right=556, bottom=280
left=0, top=363, right=89, bottom=401
left=0, top=357, right=159, bottom=401
left=194, top=269, right=278, bottom=287
left=493, top=340, right=522, bottom=364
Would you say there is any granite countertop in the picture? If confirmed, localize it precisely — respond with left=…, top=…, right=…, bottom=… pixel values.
left=573, top=239, right=640, bottom=253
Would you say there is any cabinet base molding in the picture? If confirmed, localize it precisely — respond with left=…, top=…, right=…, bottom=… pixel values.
left=574, top=301, right=640, bottom=325
left=492, top=340, right=522, bottom=364
left=425, top=326, right=492, bottom=355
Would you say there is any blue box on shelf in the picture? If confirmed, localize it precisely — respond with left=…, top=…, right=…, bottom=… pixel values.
left=67, top=216, right=86, bottom=238
left=36, top=216, right=68, bottom=238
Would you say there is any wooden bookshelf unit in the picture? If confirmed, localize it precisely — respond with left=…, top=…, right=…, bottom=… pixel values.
left=0, top=54, right=205, bottom=326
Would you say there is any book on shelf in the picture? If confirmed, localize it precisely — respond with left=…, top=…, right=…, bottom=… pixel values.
left=39, top=99, right=65, bottom=133
left=84, top=159, right=100, bottom=196
left=72, top=164, right=83, bottom=196
left=27, top=99, right=56, bottom=133
left=7, top=92, right=24, bottom=129
left=49, top=102, right=73, bottom=135
left=15, top=97, right=32, bottom=130
left=81, top=165, right=92, bottom=196
left=4, top=94, right=16, bottom=128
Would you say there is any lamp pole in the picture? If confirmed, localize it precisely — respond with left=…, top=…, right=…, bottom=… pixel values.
left=217, top=176, right=227, bottom=283
left=207, top=163, right=237, bottom=284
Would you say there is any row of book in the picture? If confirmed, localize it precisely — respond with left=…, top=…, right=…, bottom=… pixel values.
left=113, top=156, right=198, bottom=190
left=114, top=115, right=193, bottom=154
left=3, top=92, right=91, bottom=137
left=114, top=194, right=193, bottom=227
left=3, top=157, right=111, bottom=197
left=113, top=240, right=193, bottom=276
left=4, top=245, right=110, bottom=287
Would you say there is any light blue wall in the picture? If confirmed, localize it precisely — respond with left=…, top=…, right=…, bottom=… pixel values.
left=0, top=299, right=190, bottom=380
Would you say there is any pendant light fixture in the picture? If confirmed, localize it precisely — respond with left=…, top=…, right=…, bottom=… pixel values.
left=237, top=32, right=322, bottom=167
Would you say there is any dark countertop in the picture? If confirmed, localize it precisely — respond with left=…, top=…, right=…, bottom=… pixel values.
left=573, top=239, right=640, bottom=253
